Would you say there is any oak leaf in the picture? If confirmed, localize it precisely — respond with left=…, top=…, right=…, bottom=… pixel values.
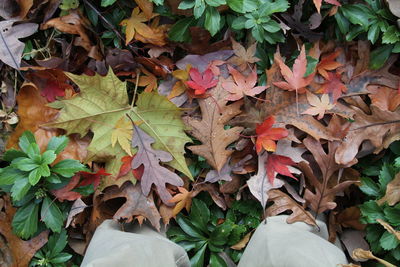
left=0, top=196, right=48, bottom=267
left=183, top=82, right=244, bottom=172
left=185, top=67, right=218, bottom=96
left=368, top=86, right=400, bottom=112
left=266, top=190, right=316, bottom=226
left=273, top=45, right=314, bottom=94
left=247, top=152, right=285, bottom=209
left=131, top=123, right=184, bottom=204
left=229, top=38, right=260, bottom=70
left=205, top=155, right=252, bottom=183
left=265, top=154, right=297, bottom=184
left=255, top=116, right=288, bottom=153
left=302, top=91, right=334, bottom=119
left=300, top=136, right=358, bottom=214
left=222, top=66, right=267, bottom=101
left=100, top=182, right=161, bottom=231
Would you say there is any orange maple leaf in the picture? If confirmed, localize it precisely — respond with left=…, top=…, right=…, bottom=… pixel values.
left=317, top=71, right=347, bottom=103
left=317, top=50, right=342, bottom=79
left=255, top=116, right=288, bottom=154
left=169, top=187, right=193, bottom=216
left=273, top=45, right=314, bottom=94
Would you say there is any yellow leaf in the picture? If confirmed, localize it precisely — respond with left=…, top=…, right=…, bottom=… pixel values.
left=120, top=7, right=159, bottom=45
left=168, top=81, right=187, bottom=99
left=172, top=65, right=191, bottom=81
left=230, top=232, right=252, bottom=250
left=169, top=187, right=193, bottom=216
left=134, top=16, right=168, bottom=46
left=135, top=0, right=153, bottom=19
left=111, top=117, right=133, bottom=156
left=135, top=68, right=158, bottom=92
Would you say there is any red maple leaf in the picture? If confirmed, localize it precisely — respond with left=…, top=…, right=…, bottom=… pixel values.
left=51, top=169, right=110, bottom=202
left=185, top=67, right=218, bottom=95
left=255, top=116, right=288, bottom=154
left=317, top=71, right=347, bottom=103
left=266, top=154, right=297, bottom=184
left=41, top=79, right=66, bottom=102
left=118, top=155, right=144, bottom=180
left=77, top=169, right=111, bottom=188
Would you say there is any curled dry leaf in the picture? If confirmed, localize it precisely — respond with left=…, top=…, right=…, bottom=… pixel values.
left=266, top=189, right=316, bottom=226
left=66, top=198, right=89, bottom=228
left=230, top=232, right=252, bottom=250
left=352, top=248, right=396, bottom=267
left=183, top=82, right=244, bottom=172
left=376, top=219, right=400, bottom=241
left=377, top=173, right=400, bottom=206
left=0, top=196, right=49, bottom=267
left=41, top=10, right=101, bottom=60
left=228, top=38, right=260, bottom=70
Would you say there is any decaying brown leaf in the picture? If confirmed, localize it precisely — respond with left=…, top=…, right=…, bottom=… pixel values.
left=376, top=219, right=400, bottom=241
left=100, top=182, right=161, bottom=231
left=183, top=82, right=244, bottom=172
left=352, top=248, right=396, bottom=267
left=266, top=189, right=316, bottom=226
left=0, top=196, right=49, bottom=267
left=301, top=136, right=358, bottom=214
left=377, top=173, right=400, bottom=206
left=336, top=207, right=366, bottom=230
left=230, top=232, right=252, bottom=250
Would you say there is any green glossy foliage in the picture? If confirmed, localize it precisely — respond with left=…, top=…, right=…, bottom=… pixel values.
left=0, top=131, right=87, bottom=239
left=358, top=143, right=400, bottom=265
left=167, top=195, right=262, bottom=266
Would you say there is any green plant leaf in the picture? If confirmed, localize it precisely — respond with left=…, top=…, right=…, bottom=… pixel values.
left=179, top=0, right=195, bottom=9
left=12, top=202, right=39, bottom=239
left=205, top=0, right=226, bottom=7
left=47, top=136, right=69, bottom=155
left=210, top=252, right=227, bottom=267
left=101, top=0, right=117, bottom=7
left=380, top=231, right=400, bottom=250
left=370, top=44, right=393, bottom=70
left=169, top=17, right=197, bottom=42
left=189, top=199, right=210, bottom=233
left=176, top=215, right=205, bottom=239
left=368, top=23, right=380, bottom=44
left=205, top=6, right=220, bottom=36
left=3, top=149, right=27, bottom=162
left=26, top=143, right=40, bottom=159
left=340, top=4, right=372, bottom=30
left=232, top=16, right=247, bottom=30
left=13, top=158, right=37, bottom=172
left=383, top=25, right=400, bottom=44
left=384, top=205, right=400, bottom=226
left=226, top=0, right=257, bottom=13
left=360, top=200, right=386, bottom=224
left=0, top=167, right=25, bottom=185
left=11, top=177, right=31, bottom=201
left=360, top=177, right=380, bottom=197
left=190, top=243, right=207, bottom=267
left=41, top=150, right=57, bottom=165
left=41, top=196, right=64, bottom=233
left=210, top=220, right=234, bottom=246
left=18, top=131, right=36, bottom=153
left=51, top=159, right=86, bottom=177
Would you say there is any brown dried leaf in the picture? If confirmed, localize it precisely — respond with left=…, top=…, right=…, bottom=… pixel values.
left=352, top=248, right=396, bottom=267
left=183, top=82, right=244, bottom=172
left=228, top=38, right=260, bottom=70
left=180, top=27, right=231, bottom=55
left=101, top=182, right=161, bottom=231
left=377, top=173, right=400, bottom=206
left=266, top=189, right=316, bottom=226
left=368, top=86, right=400, bottom=112
left=376, top=219, right=400, bottom=241
left=301, top=137, right=358, bottom=214
left=0, top=196, right=49, bottom=267
left=335, top=104, right=400, bottom=165
left=336, top=207, right=366, bottom=230
left=230, top=232, right=252, bottom=250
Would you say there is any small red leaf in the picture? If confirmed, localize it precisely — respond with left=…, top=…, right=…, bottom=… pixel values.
left=266, top=154, right=297, bottom=184
left=255, top=116, right=288, bottom=153
left=185, top=67, right=218, bottom=95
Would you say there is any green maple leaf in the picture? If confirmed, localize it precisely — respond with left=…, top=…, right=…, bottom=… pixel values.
left=46, top=68, right=192, bottom=181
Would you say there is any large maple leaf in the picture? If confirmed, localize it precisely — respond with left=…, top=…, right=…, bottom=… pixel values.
left=46, top=69, right=192, bottom=182
left=131, top=123, right=183, bottom=204
left=255, top=116, right=288, bottom=153
left=183, top=82, right=244, bottom=172
left=273, top=45, right=314, bottom=94
left=222, top=66, right=267, bottom=101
